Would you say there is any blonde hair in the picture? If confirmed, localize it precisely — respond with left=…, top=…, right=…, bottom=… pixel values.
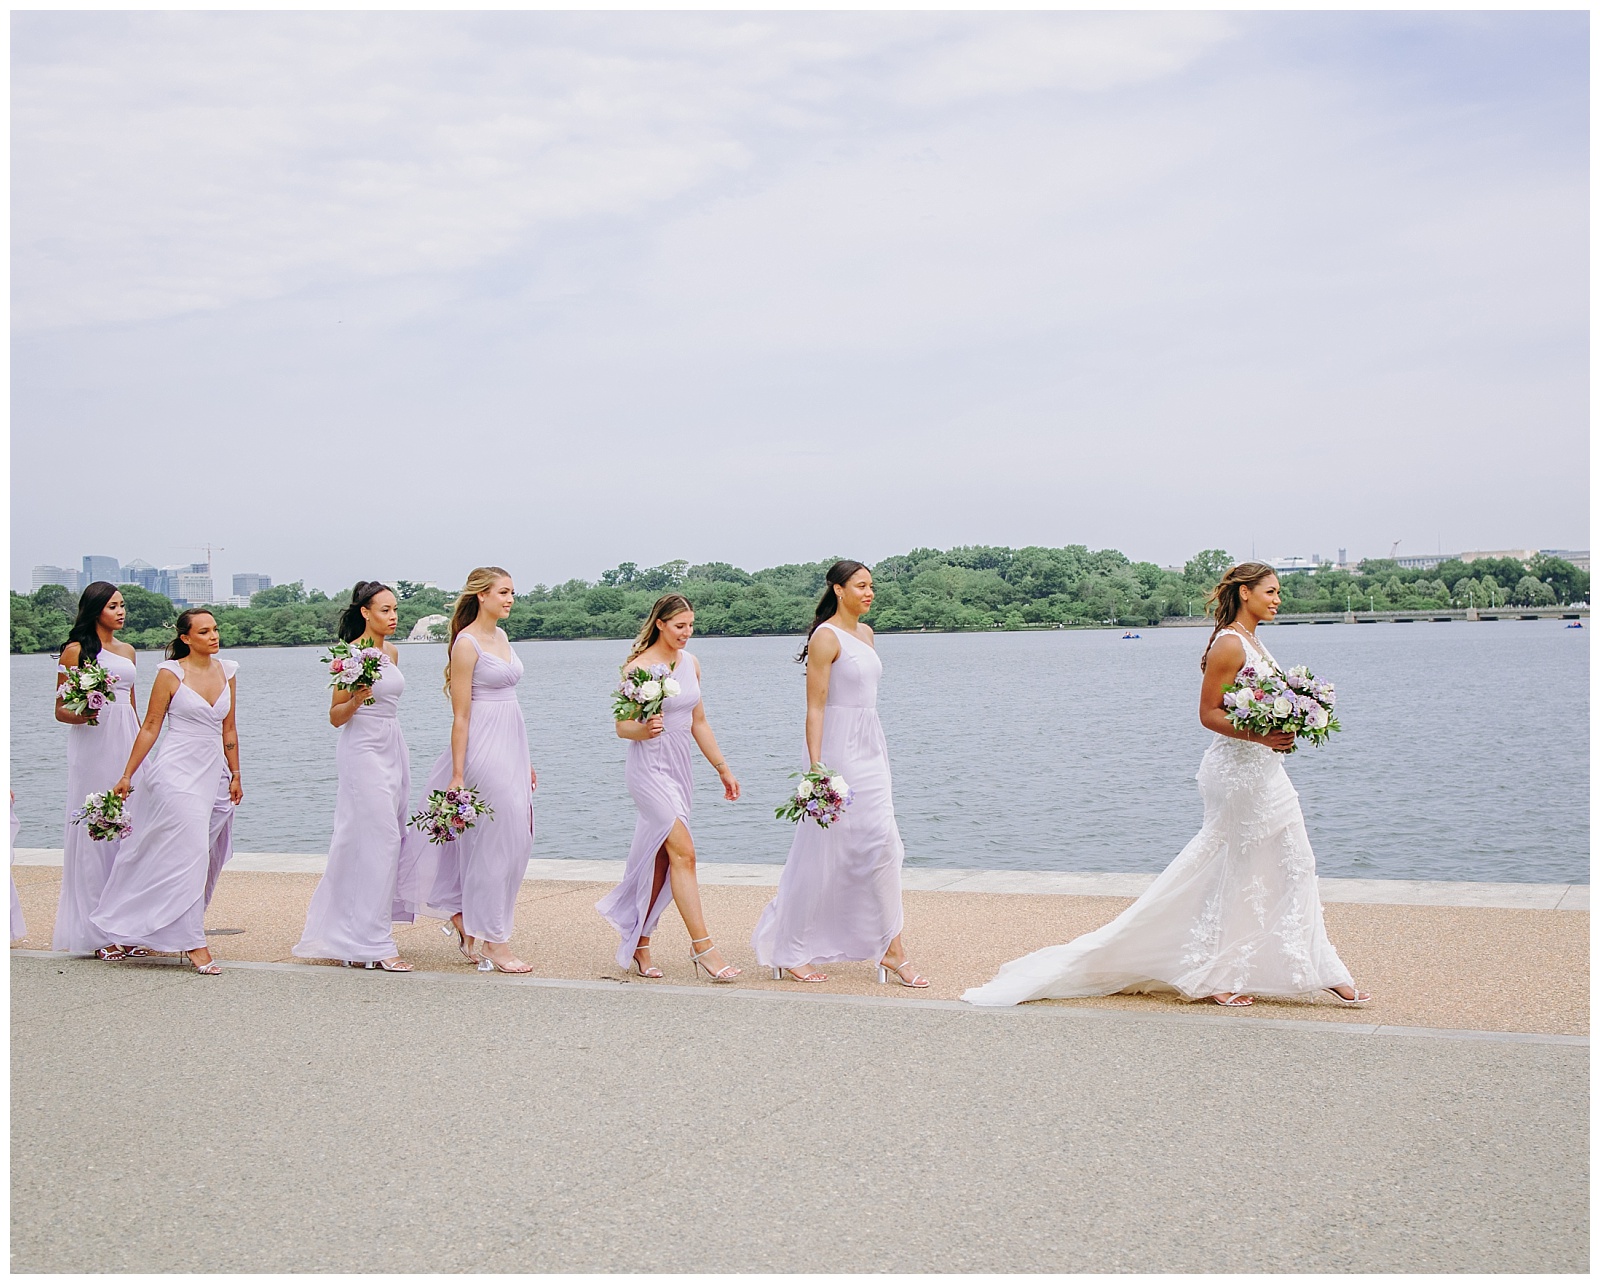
left=444, top=566, right=512, bottom=691
left=1200, top=561, right=1278, bottom=671
left=624, top=593, right=693, bottom=666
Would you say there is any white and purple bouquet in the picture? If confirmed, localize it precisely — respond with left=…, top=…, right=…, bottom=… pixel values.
left=409, top=787, right=494, bottom=845
left=322, top=641, right=384, bottom=706
left=775, top=764, right=854, bottom=829
left=1223, top=662, right=1340, bottom=749
left=57, top=658, right=120, bottom=727
left=69, top=789, right=132, bottom=842
left=613, top=663, right=682, bottom=723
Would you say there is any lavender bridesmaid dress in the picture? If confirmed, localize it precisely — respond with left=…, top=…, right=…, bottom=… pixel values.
left=407, top=634, right=534, bottom=944
left=53, top=648, right=140, bottom=952
left=294, top=654, right=412, bottom=963
left=90, top=658, right=238, bottom=953
left=596, top=653, right=700, bottom=968
left=752, top=622, right=905, bottom=969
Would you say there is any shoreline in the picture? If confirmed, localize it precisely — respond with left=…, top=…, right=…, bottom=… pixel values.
left=12, top=848, right=1590, bottom=910
left=9, top=607, right=1588, bottom=654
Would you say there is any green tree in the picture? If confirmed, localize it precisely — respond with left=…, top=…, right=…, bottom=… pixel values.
left=1529, top=554, right=1588, bottom=604
left=120, top=585, right=175, bottom=632
left=251, top=581, right=310, bottom=608
left=1184, top=549, right=1233, bottom=585
left=1511, top=575, right=1557, bottom=607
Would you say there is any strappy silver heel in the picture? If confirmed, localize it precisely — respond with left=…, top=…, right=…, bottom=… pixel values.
left=773, top=966, right=828, bottom=982
left=877, top=958, right=930, bottom=988
left=689, top=937, right=740, bottom=982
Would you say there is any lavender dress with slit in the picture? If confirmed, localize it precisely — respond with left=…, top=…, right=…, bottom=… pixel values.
left=90, top=658, right=238, bottom=953
left=752, top=622, right=905, bottom=969
left=294, top=654, right=413, bottom=963
left=54, top=648, right=140, bottom=952
left=404, top=634, right=534, bottom=945
left=596, top=653, right=700, bottom=968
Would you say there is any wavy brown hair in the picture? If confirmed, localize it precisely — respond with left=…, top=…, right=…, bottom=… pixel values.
left=624, top=593, right=694, bottom=666
left=443, top=566, right=511, bottom=691
left=1200, top=562, right=1278, bottom=671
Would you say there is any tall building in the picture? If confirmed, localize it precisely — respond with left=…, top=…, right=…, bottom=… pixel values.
left=233, top=572, right=272, bottom=598
left=170, top=563, right=214, bottom=606
left=30, top=565, right=78, bottom=593
left=81, top=555, right=120, bottom=585
left=119, top=559, right=159, bottom=591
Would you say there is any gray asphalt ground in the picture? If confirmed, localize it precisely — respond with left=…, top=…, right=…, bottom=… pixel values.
left=11, top=956, right=1588, bottom=1273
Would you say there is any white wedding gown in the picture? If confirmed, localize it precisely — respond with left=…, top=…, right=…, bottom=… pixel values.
left=963, top=627, right=1355, bottom=1006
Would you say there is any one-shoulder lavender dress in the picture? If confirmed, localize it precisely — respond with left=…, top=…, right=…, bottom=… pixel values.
left=752, top=622, right=906, bottom=968
left=91, top=658, right=238, bottom=953
left=596, top=653, right=700, bottom=968
left=406, top=635, right=534, bottom=944
left=294, top=654, right=413, bottom=963
left=54, top=648, right=140, bottom=952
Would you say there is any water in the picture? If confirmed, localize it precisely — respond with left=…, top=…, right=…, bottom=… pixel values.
left=10, top=620, right=1589, bottom=884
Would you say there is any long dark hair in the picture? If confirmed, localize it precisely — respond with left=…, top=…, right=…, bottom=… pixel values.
left=338, top=580, right=394, bottom=643
left=1200, top=562, right=1277, bottom=671
left=65, top=581, right=120, bottom=666
left=797, top=560, right=869, bottom=662
left=168, top=609, right=216, bottom=660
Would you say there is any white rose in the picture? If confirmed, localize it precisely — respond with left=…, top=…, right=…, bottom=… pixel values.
left=1309, top=705, right=1329, bottom=729
left=661, top=678, right=681, bottom=698
left=1272, top=696, right=1292, bottom=718
left=828, top=776, right=848, bottom=794
left=795, top=778, right=814, bottom=799
left=636, top=680, right=662, bottom=702
left=78, top=670, right=97, bottom=689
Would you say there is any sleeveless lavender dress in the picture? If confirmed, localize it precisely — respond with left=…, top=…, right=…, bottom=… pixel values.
left=752, top=622, right=906, bottom=968
left=90, top=658, right=238, bottom=953
left=294, top=654, right=413, bottom=963
left=596, top=653, right=700, bottom=968
left=406, top=634, right=534, bottom=944
left=54, top=648, right=140, bottom=952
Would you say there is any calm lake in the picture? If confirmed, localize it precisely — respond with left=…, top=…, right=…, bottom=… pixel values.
left=10, top=620, right=1590, bottom=884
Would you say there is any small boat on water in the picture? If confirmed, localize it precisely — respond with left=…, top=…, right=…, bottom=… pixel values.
left=1121, top=631, right=1141, bottom=640
left=1567, top=621, right=1584, bottom=629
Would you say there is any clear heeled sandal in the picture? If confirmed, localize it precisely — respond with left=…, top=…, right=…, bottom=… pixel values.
left=689, top=937, right=740, bottom=983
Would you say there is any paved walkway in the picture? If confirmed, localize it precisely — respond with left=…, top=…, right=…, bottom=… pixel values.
left=10, top=956, right=1588, bottom=1272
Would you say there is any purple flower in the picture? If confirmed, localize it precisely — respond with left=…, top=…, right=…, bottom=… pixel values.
left=86, top=690, right=106, bottom=709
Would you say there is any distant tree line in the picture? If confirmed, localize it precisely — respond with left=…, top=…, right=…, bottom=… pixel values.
left=10, top=547, right=1589, bottom=654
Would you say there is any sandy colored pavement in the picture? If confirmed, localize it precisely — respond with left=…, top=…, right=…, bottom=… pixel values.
left=13, top=865, right=1587, bottom=1036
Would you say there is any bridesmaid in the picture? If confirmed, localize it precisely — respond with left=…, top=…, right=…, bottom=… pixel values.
left=53, top=582, right=141, bottom=957
left=91, top=609, right=242, bottom=973
left=597, top=594, right=743, bottom=982
left=751, top=561, right=929, bottom=987
left=409, top=566, right=537, bottom=973
left=293, top=582, right=414, bottom=972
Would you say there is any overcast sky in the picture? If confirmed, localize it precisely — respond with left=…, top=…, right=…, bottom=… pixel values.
left=11, top=11, right=1588, bottom=595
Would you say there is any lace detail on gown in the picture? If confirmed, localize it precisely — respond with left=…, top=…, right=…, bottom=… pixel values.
left=962, top=627, right=1354, bottom=1005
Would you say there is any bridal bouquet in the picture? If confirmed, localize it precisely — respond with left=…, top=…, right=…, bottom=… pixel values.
left=57, top=658, right=120, bottom=726
left=409, top=787, right=495, bottom=845
left=613, top=663, right=681, bottom=723
left=1223, top=662, right=1340, bottom=748
left=322, top=641, right=384, bottom=706
left=775, top=764, right=854, bottom=828
left=69, top=790, right=132, bottom=843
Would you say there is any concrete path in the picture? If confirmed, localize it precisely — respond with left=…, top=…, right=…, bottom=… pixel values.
left=11, top=956, right=1588, bottom=1272
left=13, top=848, right=1591, bottom=910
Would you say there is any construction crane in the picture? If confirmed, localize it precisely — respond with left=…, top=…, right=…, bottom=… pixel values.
left=1389, top=540, right=1401, bottom=560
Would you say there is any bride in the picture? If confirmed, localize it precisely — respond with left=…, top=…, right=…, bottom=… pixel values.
left=963, top=562, right=1370, bottom=1009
